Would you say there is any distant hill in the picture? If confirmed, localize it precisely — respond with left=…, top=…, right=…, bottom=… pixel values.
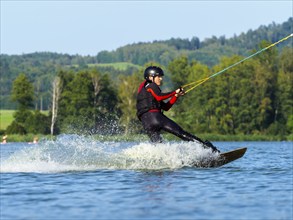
left=96, top=17, right=292, bottom=66
left=0, top=17, right=292, bottom=109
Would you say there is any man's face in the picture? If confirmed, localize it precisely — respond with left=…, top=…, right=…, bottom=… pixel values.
left=149, top=76, right=163, bottom=86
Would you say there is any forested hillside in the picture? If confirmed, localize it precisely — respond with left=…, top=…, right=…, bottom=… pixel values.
left=97, top=18, right=292, bottom=66
left=1, top=18, right=291, bottom=109
left=4, top=46, right=292, bottom=138
left=0, top=18, right=292, bottom=138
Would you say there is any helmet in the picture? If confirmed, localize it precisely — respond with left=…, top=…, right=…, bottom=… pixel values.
left=144, top=66, right=164, bottom=80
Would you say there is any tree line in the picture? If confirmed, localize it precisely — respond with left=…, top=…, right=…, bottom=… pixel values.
left=1, top=18, right=291, bottom=110
left=5, top=43, right=292, bottom=139
left=97, top=18, right=292, bottom=66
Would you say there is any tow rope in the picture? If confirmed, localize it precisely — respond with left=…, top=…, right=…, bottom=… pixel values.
left=182, top=33, right=293, bottom=94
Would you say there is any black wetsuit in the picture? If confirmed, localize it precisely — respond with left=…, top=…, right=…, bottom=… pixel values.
left=136, top=80, right=219, bottom=152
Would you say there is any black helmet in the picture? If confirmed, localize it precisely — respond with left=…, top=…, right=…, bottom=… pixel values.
left=144, top=66, right=164, bottom=80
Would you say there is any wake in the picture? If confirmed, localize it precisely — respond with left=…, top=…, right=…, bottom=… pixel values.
left=0, top=135, right=219, bottom=173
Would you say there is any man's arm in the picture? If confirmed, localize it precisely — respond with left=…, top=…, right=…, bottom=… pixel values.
left=161, top=96, right=178, bottom=111
left=146, top=83, right=176, bottom=102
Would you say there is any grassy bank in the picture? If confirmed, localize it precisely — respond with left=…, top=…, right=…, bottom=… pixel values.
left=1, top=134, right=55, bottom=143
left=0, top=110, right=14, bottom=130
left=0, top=109, right=49, bottom=131
left=1, top=110, right=292, bottom=142
left=88, top=62, right=141, bottom=71
left=1, top=133, right=292, bottom=143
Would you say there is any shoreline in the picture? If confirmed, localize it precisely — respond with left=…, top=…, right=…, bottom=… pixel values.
left=1, top=133, right=292, bottom=143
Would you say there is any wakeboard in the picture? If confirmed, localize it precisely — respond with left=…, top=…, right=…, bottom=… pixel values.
left=196, top=147, right=247, bottom=168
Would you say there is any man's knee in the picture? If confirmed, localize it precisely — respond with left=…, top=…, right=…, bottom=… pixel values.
left=148, top=132, right=162, bottom=143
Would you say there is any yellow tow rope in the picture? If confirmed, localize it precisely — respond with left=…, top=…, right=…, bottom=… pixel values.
left=182, top=33, right=293, bottom=94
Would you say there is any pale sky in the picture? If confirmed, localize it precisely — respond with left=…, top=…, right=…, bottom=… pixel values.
left=1, top=0, right=292, bottom=56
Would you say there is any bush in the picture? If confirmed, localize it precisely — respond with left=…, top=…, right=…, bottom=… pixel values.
left=6, top=110, right=50, bottom=135
left=6, top=121, right=26, bottom=134
left=26, top=111, right=50, bottom=134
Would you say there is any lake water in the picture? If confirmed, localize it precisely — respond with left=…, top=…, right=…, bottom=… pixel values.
left=1, top=135, right=292, bottom=220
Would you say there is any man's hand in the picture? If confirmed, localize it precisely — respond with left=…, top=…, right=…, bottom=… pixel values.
left=175, top=87, right=185, bottom=97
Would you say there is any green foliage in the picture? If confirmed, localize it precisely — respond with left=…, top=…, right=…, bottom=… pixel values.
left=96, top=18, right=292, bottom=67
left=1, top=18, right=292, bottom=139
left=7, top=76, right=50, bottom=134
left=6, top=121, right=26, bottom=134
left=11, top=73, right=34, bottom=108
left=6, top=109, right=50, bottom=135
left=117, top=70, right=143, bottom=134
left=1, top=18, right=291, bottom=109
left=165, top=43, right=292, bottom=137
left=89, top=62, right=141, bottom=71
left=168, top=56, right=191, bottom=87
left=26, top=111, right=50, bottom=134
left=275, top=47, right=293, bottom=134
left=57, top=69, right=120, bottom=134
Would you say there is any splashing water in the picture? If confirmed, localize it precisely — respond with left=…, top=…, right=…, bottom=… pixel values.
left=0, top=135, right=219, bottom=173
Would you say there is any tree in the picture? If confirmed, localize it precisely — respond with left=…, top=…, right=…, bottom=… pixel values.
left=11, top=73, right=34, bottom=109
left=8, top=73, right=50, bottom=134
left=94, top=73, right=120, bottom=134
left=167, top=57, right=212, bottom=133
left=26, top=110, right=50, bottom=134
left=274, top=47, right=293, bottom=135
left=56, top=70, right=119, bottom=134
left=6, top=110, right=33, bottom=134
left=252, top=41, right=279, bottom=132
left=7, top=74, right=34, bottom=134
left=190, top=36, right=200, bottom=49
left=117, top=71, right=142, bottom=134
left=168, top=56, right=190, bottom=87
left=58, top=71, right=95, bottom=132
left=91, top=69, right=102, bottom=124
left=51, top=76, right=62, bottom=135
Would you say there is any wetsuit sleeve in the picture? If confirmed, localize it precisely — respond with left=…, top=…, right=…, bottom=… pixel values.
left=161, top=96, right=178, bottom=111
left=146, top=83, right=176, bottom=102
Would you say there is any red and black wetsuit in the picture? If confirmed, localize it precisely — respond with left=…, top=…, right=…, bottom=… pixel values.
left=136, top=80, right=208, bottom=144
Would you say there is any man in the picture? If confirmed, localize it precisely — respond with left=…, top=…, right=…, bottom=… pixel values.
left=136, top=66, right=220, bottom=153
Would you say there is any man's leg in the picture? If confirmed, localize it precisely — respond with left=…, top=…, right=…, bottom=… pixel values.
left=140, top=112, right=163, bottom=143
left=146, top=130, right=163, bottom=143
left=161, top=114, right=220, bottom=153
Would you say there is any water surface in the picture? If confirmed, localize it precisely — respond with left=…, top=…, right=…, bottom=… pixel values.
left=1, top=136, right=292, bottom=219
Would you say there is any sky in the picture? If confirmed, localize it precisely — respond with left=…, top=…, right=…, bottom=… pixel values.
left=1, top=0, right=292, bottom=56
